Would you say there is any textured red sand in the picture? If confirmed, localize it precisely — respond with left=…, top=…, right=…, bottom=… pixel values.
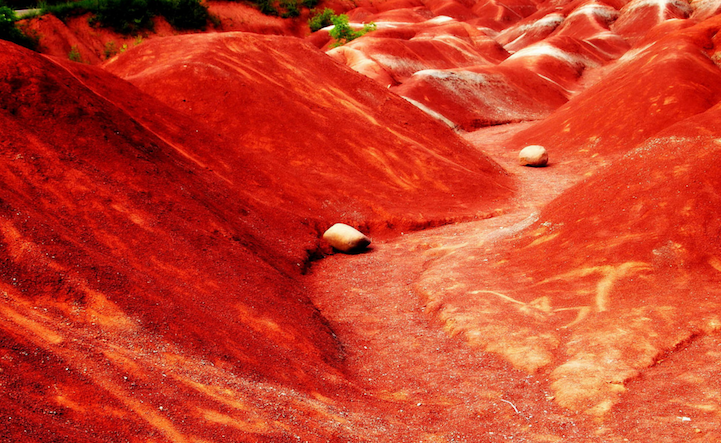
left=510, top=15, right=721, bottom=170
left=327, top=0, right=631, bottom=130
left=103, top=32, right=513, bottom=233
left=416, top=100, right=721, bottom=417
left=0, top=40, right=350, bottom=441
left=3, top=0, right=721, bottom=440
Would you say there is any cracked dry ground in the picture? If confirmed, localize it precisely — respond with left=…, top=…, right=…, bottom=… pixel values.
left=306, top=125, right=721, bottom=442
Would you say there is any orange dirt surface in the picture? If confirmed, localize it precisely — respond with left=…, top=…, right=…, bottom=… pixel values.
left=2, top=0, right=721, bottom=441
left=102, top=32, right=513, bottom=233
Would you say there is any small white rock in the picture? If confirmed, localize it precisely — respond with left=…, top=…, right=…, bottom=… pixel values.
left=519, top=145, right=549, bottom=167
left=322, top=223, right=371, bottom=253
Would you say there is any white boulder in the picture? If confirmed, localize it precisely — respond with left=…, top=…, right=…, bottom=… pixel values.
left=519, top=145, right=549, bottom=167
left=323, top=223, right=371, bottom=253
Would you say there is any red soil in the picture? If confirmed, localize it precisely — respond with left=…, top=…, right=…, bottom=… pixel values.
left=417, top=98, right=721, bottom=418
left=0, top=40, right=360, bottom=441
left=510, top=15, right=721, bottom=169
left=612, top=0, right=693, bottom=45
left=103, top=32, right=513, bottom=233
left=328, top=0, right=633, bottom=130
left=393, top=63, right=570, bottom=130
left=3, top=0, right=721, bottom=440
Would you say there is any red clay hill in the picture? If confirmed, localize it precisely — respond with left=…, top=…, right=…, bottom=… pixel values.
left=0, top=40, right=354, bottom=441
left=2, top=0, right=721, bottom=441
left=103, top=31, right=513, bottom=233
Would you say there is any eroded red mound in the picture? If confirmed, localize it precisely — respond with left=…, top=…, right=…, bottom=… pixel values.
left=325, top=0, right=631, bottom=130
left=5, top=0, right=721, bottom=440
left=510, top=16, right=721, bottom=169
left=0, top=41, right=353, bottom=441
left=612, top=0, right=692, bottom=45
left=394, top=63, right=570, bottom=130
left=327, top=20, right=509, bottom=86
left=418, top=100, right=721, bottom=416
left=414, top=17, right=721, bottom=419
left=103, top=32, right=513, bottom=233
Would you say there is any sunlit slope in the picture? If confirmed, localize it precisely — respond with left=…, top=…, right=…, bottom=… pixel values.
left=0, top=41, right=354, bottom=442
left=509, top=15, right=721, bottom=169
left=104, top=32, right=514, bottom=233
left=324, top=0, right=630, bottom=130
left=416, top=19, right=721, bottom=417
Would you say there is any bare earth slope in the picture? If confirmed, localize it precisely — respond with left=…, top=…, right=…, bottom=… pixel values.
left=406, top=12, right=721, bottom=435
left=0, top=41, right=357, bottom=442
left=509, top=15, right=721, bottom=170
left=417, top=104, right=721, bottom=417
left=104, top=32, right=513, bottom=232
left=3, top=0, right=721, bottom=440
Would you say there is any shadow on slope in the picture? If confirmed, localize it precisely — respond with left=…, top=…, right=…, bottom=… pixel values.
left=0, top=41, right=356, bottom=442
left=103, top=31, right=514, bottom=234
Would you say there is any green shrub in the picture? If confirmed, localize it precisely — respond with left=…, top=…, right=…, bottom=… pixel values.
left=247, top=0, right=319, bottom=18
left=0, top=0, right=29, bottom=7
left=68, top=44, right=82, bottom=61
left=208, top=11, right=219, bottom=26
left=94, top=0, right=154, bottom=33
left=255, top=0, right=276, bottom=15
left=40, top=0, right=95, bottom=20
left=0, top=5, right=37, bottom=49
left=280, top=0, right=298, bottom=18
left=41, top=0, right=209, bottom=33
left=157, top=0, right=208, bottom=30
left=308, top=7, right=332, bottom=32
left=103, top=40, right=117, bottom=58
left=328, top=13, right=374, bottom=46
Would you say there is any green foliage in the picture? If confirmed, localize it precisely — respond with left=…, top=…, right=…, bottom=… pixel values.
left=1, top=0, right=26, bottom=7
left=308, top=7, right=332, bottom=32
left=156, top=0, right=208, bottom=30
left=94, top=0, right=154, bottom=33
left=0, top=5, right=18, bottom=28
left=279, top=0, right=298, bottom=18
left=308, top=9, right=375, bottom=43
left=41, top=0, right=209, bottom=33
left=0, top=5, right=38, bottom=49
left=103, top=40, right=117, bottom=58
left=255, top=0, right=276, bottom=16
left=250, top=0, right=318, bottom=18
left=68, top=44, right=81, bottom=61
left=208, top=10, right=219, bottom=26
left=40, top=0, right=95, bottom=19
left=328, top=13, right=374, bottom=46
left=102, top=37, right=136, bottom=59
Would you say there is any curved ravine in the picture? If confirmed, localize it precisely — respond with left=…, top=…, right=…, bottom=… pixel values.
left=305, top=123, right=596, bottom=441
left=307, top=93, right=721, bottom=440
